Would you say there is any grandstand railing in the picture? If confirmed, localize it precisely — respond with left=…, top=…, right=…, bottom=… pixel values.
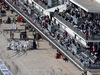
left=54, top=13, right=100, bottom=40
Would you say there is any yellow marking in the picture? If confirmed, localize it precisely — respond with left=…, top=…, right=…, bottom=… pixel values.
left=40, top=43, right=73, bottom=75
left=35, top=51, right=42, bottom=58
left=57, top=60, right=73, bottom=75
left=46, top=50, right=53, bottom=58
left=47, top=50, right=73, bottom=75
left=36, top=52, right=39, bottom=54
left=33, top=41, right=73, bottom=75
left=40, top=56, right=42, bottom=58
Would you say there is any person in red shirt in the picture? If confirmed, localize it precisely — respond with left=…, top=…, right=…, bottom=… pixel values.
left=86, top=31, right=88, bottom=40
left=65, top=31, right=68, bottom=37
left=93, top=44, right=97, bottom=54
left=41, top=0, right=43, bottom=2
left=44, top=21, right=47, bottom=25
left=4, top=5, right=7, bottom=9
left=0, top=0, right=2, bottom=3
left=87, top=50, right=89, bottom=55
left=18, top=16, right=22, bottom=22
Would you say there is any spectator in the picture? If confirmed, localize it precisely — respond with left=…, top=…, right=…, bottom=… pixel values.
left=86, top=31, right=88, bottom=40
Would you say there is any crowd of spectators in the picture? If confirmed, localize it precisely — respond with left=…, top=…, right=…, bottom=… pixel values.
left=5, top=0, right=100, bottom=67
left=55, top=3, right=100, bottom=40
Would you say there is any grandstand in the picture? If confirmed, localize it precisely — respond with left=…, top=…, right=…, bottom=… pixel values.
left=3, top=0, right=100, bottom=74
